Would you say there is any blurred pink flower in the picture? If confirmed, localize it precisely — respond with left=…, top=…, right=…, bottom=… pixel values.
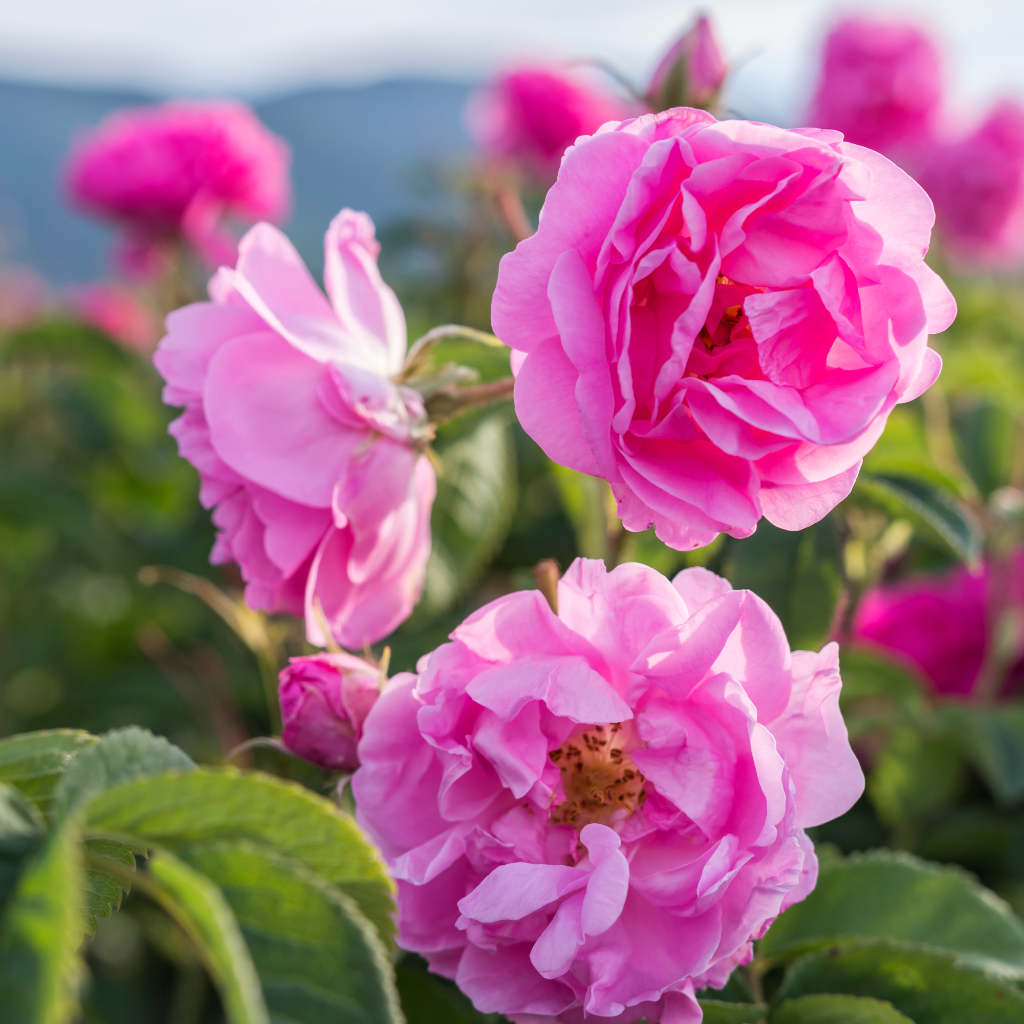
left=493, top=108, right=954, bottom=551
left=920, top=100, right=1024, bottom=270
left=466, top=65, right=632, bottom=177
left=279, top=652, right=381, bottom=771
left=65, top=100, right=291, bottom=268
left=808, top=17, right=943, bottom=158
left=0, top=267, right=51, bottom=332
left=70, top=281, right=157, bottom=352
left=354, top=558, right=862, bottom=1023
left=854, top=553, right=1024, bottom=697
left=154, top=209, right=435, bottom=649
left=647, top=14, right=726, bottom=111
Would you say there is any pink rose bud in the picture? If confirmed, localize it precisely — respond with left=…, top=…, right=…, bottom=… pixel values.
left=920, top=100, right=1024, bottom=270
left=647, top=13, right=727, bottom=111
left=492, top=107, right=955, bottom=551
left=279, top=653, right=383, bottom=771
left=466, top=65, right=633, bottom=178
left=64, top=101, right=291, bottom=267
left=154, top=210, right=436, bottom=650
left=353, top=558, right=864, bottom=1021
left=808, top=17, right=943, bottom=158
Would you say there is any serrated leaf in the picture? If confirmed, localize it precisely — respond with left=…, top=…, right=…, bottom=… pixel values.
left=776, top=943, right=1024, bottom=1022
left=699, top=1000, right=766, bottom=1023
left=397, top=954, right=505, bottom=1023
left=421, top=409, right=516, bottom=614
left=143, top=850, right=269, bottom=1024
left=183, top=840, right=402, bottom=1023
left=0, top=730, right=97, bottom=816
left=759, top=850, right=1024, bottom=978
left=938, top=701, right=1024, bottom=805
left=53, top=726, right=194, bottom=819
left=771, top=993, right=913, bottom=1023
left=853, top=472, right=981, bottom=564
left=84, top=769, right=396, bottom=950
left=0, top=820, right=85, bottom=1024
left=726, top=518, right=842, bottom=649
left=83, top=838, right=135, bottom=933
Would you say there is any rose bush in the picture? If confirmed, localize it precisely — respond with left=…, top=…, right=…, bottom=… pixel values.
left=493, top=107, right=955, bottom=550
left=154, top=209, right=435, bottom=649
left=353, top=558, right=863, bottom=1022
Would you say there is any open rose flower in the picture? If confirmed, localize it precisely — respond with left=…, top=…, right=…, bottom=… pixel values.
left=808, top=17, right=943, bottom=158
left=854, top=552, right=1024, bottom=697
left=467, top=65, right=632, bottom=178
left=65, top=100, right=291, bottom=269
left=353, top=558, right=863, bottom=1022
left=493, top=108, right=954, bottom=550
left=647, top=14, right=726, bottom=112
left=279, top=652, right=382, bottom=771
left=921, top=100, right=1024, bottom=270
left=154, top=210, right=435, bottom=649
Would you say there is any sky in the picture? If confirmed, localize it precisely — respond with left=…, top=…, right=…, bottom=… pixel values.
left=0, top=0, right=1021, bottom=120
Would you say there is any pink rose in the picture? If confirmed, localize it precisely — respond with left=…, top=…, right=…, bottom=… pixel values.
left=647, top=14, right=726, bottom=111
left=920, top=101, right=1024, bottom=270
left=279, top=652, right=382, bottom=771
left=154, top=210, right=436, bottom=649
left=65, top=101, right=291, bottom=268
left=492, top=108, right=954, bottom=550
left=70, top=281, right=157, bottom=352
left=466, top=65, right=632, bottom=177
left=353, top=558, right=863, bottom=1022
left=808, top=17, right=943, bottom=157
left=854, top=552, right=1024, bottom=697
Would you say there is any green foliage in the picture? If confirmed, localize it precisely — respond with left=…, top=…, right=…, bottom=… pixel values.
left=0, top=730, right=98, bottom=816
left=939, top=701, right=1024, bottom=805
left=396, top=955, right=506, bottom=1023
left=699, top=1000, right=766, bottom=1023
left=771, top=994, right=912, bottom=1023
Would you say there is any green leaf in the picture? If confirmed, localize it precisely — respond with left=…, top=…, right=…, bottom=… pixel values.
left=938, top=702, right=1024, bottom=805
left=853, top=472, right=981, bottom=564
left=0, top=820, right=85, bottom=1024
left=0, top=785, right=44, bottom=912
left=699, top=1000, right=766, bottom=1023
left=725, top=518, right=842, bottom=649
left=82, top=838, right=135, bottom=932
left=84, top=769, right=396, bottom=950
left=771, top=994, right=913, bottom=1023
left=183, top=840, right=402, bottom=1023
left=953, top=399, right=1015, bottom=499
left=53, top=726, right=195, bottom=819
left=421, top=409, right=517, bottom=614
left=838, top=648, right=926, bottom=741
left=776, top=943, right=1024, bottom=1023
left=142, top=850, right=269, bottom=1024
left=550, top=464, right=609, bottom=561
left=0, top=730, right=97, bottom=816
left=758, top=850, right=1024, bottom=978
left=397, top=954, right=505, bottom=1023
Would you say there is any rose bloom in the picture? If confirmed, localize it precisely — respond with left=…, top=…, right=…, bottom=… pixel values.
left=353, top=558, right=863, bottom=1022
left=647, top=14, right=726, bottom=112
left=492, top=107, right=954, bottom=550
left=65, top=101, right=291, bottom=268
left=467, top=66, right=632, bottom=177
left=807, top=17, right=943, bottom=157
left=279, top=652, right=381, bottom=772
left=70, top=281, right=157, bottom=352
left=920, top=101, right=1024, bottom=270
left=154, top=210, right=435, bottom=649
left=854, top=553, right=1024, bottom=697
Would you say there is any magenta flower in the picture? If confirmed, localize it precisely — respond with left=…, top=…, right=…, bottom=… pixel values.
left=279, top=652, right=382, bottom=771
left=647, top=14, right=726, bottom=111
left=466, top=65, right=632, bottom=177
left=154, top=210, right=436, bottom=649
left=808, top=17, right=943, bottom=157
left=492, top=108, right=954, bottom=550
left=70, top=281, right=157, bottom=352
left=65, top=101, right=291, bottom=268
left=353, top=558, right=863, bottom=1022
left=854, top=553, right=1024, bottom=697
left=920, top=100, right=1024, bottom=270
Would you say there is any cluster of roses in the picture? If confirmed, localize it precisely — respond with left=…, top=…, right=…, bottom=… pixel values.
left=147, top=67, right=957, bottom=1019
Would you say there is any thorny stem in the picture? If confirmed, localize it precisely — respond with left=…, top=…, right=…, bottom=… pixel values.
left=425, top=377, right=515, bottom=424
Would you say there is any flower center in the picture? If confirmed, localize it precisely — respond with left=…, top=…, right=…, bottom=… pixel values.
left=549, top=723, right=646, bottom=827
